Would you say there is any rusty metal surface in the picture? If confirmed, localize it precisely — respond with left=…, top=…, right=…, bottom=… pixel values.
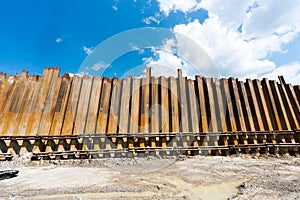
left=0, top=67, right=299, bottom=158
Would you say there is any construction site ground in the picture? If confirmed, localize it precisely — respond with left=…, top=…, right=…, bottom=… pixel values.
left=1, top=155, right=300, bottom=200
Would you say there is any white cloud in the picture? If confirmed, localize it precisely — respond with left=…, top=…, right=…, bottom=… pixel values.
left=55, top=38, right=62, bottom=43
left=112, top=0, right=119, bottom=11
left=91, top=61, right=111, bottom=71
left=68, top=72, right=90, bottom=77
left=142, top=15, right=161, bottom=25
left=130, top=43, right=145, bottom=54
left=83, top=46, right=94, bottom=56
left=156, top=0, right=200, bottom=16
left=112, top=5, right=118, bottom=11
left=143, top=38, right=183, bottom=77
left=143, top=36, right=217, bottom=78
left=260, top=63, right=300, bottom=85
left=153, top=0, right=300, bottom=84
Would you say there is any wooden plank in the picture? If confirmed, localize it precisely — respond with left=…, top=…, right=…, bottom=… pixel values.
left=169, top=77, right=180, bottom=133
left=73, top=76, right=93, bottom=135
left=61, top=76, right=82, bottom=135
left=278, top=77, right=299, bottom=129
left=229, top=78, right=247, bottom=131
left=238, top=81, right=255, bottom=131
left=85, top=77, right=102, bottom=134
left=49, top=74, right=72, bottom=136
left=253, top=79, right=273, bottom=131
left=97, top=78, right=113, bottom=134
left=245, top=79, right=265, bottom=131
left=106, top=78, right=121, bottom=134
left=28, top=68, right=54, bottom=136
left=37, top=68, right=62, bottom=136
left=196, top=76, right=208, bottom=132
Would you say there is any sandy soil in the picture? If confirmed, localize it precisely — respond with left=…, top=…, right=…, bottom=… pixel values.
left=0, top=155, right=300, bottom=200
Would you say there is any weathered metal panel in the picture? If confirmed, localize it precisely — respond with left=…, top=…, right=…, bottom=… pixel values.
left=106, top=78, right=121, bottom=134
left=222, top=78, right=237, bottom=132
left=229, top=78, right=247, bottom=131
left=178, top=70, right=190, bottom=132
left=150, top=77, right=160, bottom=133
left=61, top=76, right=82, bottom=135
left=196, top=76, right=208, bottom=132
left=188, top=79, right=200, bottom=133
left=97, top=77, right=112, bottom=134
left=0, top=67, right=299, bottom=157
left=215, top=79, right=227, bottom=132
left=169, top=77, right=179, bottom=132
left=261, top=78, right=282, bottom=130
left=253, top=80, right=273, bottom=131
left=74, top=76, right=93, bottom=135
left=49, top=74, right=72, bottom=136
left=245, top=79, right=265, bottom=131
left=85, top=77, right=102, bottom=134
left=37, top=68, right=62, bottom=136
left=129, top=78, right=140, bottom=134
left=119, top=77, right=131, bottom=134
left=160, top=76, right=169, bottom=133
left=238, top=81, right=255, bottom=131
left=28, top=68, right=54, bottom=136
left=277, top=77, right=299, bottom=129
left=2, top=72, right=29, bottom=136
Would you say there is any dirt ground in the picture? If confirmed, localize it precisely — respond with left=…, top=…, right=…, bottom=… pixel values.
left=0, top=154, right=300, bottom=200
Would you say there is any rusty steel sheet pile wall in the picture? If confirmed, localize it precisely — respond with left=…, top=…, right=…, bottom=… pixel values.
left=0, top=67, right=299, bottom=159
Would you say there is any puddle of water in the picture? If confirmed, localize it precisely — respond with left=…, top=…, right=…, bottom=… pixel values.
left=195, top=181, right=240, bottom=200
left=170, top=179, right=244, bottom=200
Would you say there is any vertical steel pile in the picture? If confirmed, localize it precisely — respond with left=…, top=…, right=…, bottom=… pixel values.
left=0, top=67, right=299, bottom=159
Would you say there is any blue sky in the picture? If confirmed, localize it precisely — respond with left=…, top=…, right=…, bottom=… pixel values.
left=0, top=0, right=299, bottom=84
